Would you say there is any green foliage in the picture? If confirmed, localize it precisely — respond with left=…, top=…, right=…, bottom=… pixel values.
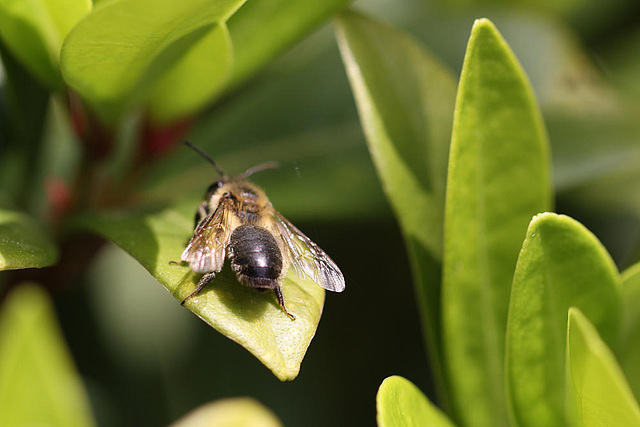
left=376, top=376, right=456, bottom=427
left=0, top=284, right=95, bottom=427
left=0, top=209, right=58, bottom=270
left=171, top=398, right=283, bottom=427
left=619, top=262, right=640, bottom=402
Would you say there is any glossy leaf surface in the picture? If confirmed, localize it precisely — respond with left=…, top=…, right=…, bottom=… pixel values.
left=0, top=209, right=58, bottom=270
left=619, top=262, right=640, bottom=402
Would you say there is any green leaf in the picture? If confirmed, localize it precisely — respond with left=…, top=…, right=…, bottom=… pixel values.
left=442, top=18, right=552, bottom=427
left=146, top=22, right=232, bottom=124
left=60, top=0, right=245, bottom=123
left=227, top=0, right=351, bottom=89
left=377, top=376, right=456, bottom=427
left=73, top=202, right=325, bottom=381
left=0, top=0, right=90, bottom=88
left=335, top=9, right=456, bottom=403
left=171, top=397, right=282, bottom=427
left=506, top=213, right=621, bottom=427
left=0, top=284, right=96, bottom=427
left=566, top=308, right=640, bottom=427
left=0, top=209, right=59, bottom=270
left=619, top=262, right=640, bottom=403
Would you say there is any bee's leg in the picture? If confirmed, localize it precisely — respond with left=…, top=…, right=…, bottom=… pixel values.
left=181, top=272, right=216, bottom=305
left=273, top=285, right=296, bottom=321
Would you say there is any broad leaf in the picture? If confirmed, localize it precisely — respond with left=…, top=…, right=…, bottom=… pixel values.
left=227, top=0, right=351, bottom=89
left=377, top=376, right=456, bottom=427
left=442, top=18, right=551, bottom=427
left=506, top=213, right=621, bottom=427
left=73, top=202, right=325, bottom=381
left=60, top=0, right=245, bottom=123
left=171, top=398, right=282, bottom=427
left=0, top=284, right=95, bottom=427
left=0, top=209, right=58, bottom=270
left=0, top=0, right=90, bottom=88
left=335, top=9, right=456, bottom=402
left=619, top=262, right=640, bottom=402
left=566, top=308, right=640, bottom=427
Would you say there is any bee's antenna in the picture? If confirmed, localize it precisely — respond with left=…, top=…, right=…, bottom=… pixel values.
left=182, top=141, right=225, bottom=177
left=239, top=161, right=279, bottom=179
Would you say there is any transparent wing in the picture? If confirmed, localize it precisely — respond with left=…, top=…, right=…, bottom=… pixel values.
left=274, top=212, right=345, bottom=292
left=181, top=198, right=233, bottom=274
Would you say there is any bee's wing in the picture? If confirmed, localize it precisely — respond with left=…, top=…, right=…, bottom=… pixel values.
left=181, top=197, right=233, bottom=274
left=274, top=211, right=345, bottom=292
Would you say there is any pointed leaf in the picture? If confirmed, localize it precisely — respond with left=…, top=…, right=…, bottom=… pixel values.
left=619, top=262, right=640, bottom=402
left=60, top=0, right=245, bottom=123
left=506, top=213, right=621, bottom=427
left=227, top=0, right=351, bottom=89
left=335, top=9, right=456, bottom=402
left=0, top=284, right=96, bottom=427
left=73, top=202, right=325, bottom=381
left=0, top=209, right=58, bottom=270
left=171, top=398, right=282, bottom=427
left=377, top=376, right=456, bottom=427
left=0, top=0, right=90, bottom=88
left=442, top=18, right=552, bottom=427
left=566, top=308, right=640, bottom=427
left=146, top=22, right=232, bottom=124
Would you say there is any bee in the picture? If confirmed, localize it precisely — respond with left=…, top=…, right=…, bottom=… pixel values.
left=174, top=141, right=345, bottom=320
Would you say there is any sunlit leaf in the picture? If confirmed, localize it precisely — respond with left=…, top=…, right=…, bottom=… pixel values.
left=170, top=397, right=282, bottom=427
left=0, top=284, right=96, bottom=427
left=566, top=308, right=640, bottom=427
left=0, top=208, right=58, bottom=270
left=506, top=213, right=621, bottom=427
left=442, top=18, right=552, bottom=427
left=619, top=262, right=640, bottom=403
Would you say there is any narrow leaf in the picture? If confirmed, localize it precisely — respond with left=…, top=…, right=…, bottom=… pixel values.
left=442, top=18, right=552, bottom=427
left=73, top=202, right=325, bottom=381
left=506, top=213, right=621, bottom=427
left=0, top=284, right=96, bottom=427
left=146, top=22, right=232, bottom=124
left=171, top=398, right=282, bottom=427
left=566, top=308, right=640, bottom=427
left=0, top=0, right=90, bottom=88
left=335, top=9, right=456, bottom=402
left=227, top=0, right=350, bottom=89
left=619, top=262, right=640, bottom=402
left=377, top=376, right=456, bottom=427
left=0, top=209, right=58, bottom=270
left=60, top=0, right=245, bottom=123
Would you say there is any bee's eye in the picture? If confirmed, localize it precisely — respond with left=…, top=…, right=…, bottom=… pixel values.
left=206, top=180, right=224, bottom=195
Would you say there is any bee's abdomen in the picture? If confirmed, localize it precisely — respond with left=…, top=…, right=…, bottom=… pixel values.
left=228, top=225, right=283, bottom=289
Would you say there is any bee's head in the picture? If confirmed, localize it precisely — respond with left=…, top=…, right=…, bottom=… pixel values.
left=205, top=178, right=227, bottom=196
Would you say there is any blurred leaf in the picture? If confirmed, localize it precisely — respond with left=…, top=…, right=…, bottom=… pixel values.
left=376, top=376, right=456, bottom=427
left=146, top=22, right=232, bottom=124
left=0, top=0, right=90, bottom=88
left=335, top=9, right=456, bottom=403
left=227, top=0, right=351, bottom=89
left=566, top=308, right=640, bottom=427
left=74, top=203, right=325, bottom=381
left=0, top=208, right=58, bottom=270
left=0, top=284, right=96, bottom=427
left=506, top=213, right=621, bottom=427
left=61, top=0, right=245, bottom=123
left=442, top=18, right=552, bottom=427
left=170, top=397, right=282, bottom=427
left=619, top=262, right=640, bottom=402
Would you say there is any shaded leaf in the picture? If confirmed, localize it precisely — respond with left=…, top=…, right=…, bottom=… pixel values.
left=506, top=213, right=621, bottom=427
left=619, top=262, right=640, bottom=403
left=73, top=202, right=325, bottom=381
left=61, top=0, right=245, bottom=123
left=335, top=9, right=456, bottom=403
left=441, top=18, right=552, bottom=427
left=170, top=397, right=282, bottom=427
left=0, top=208, right=58, bottom=270
left=377, top=376, right=456, bottom=427
left=0, top=0, right=90, bottom=88
left=0, top=284, right=95, bottom=427
left=566, top=308, right=640, bottom=427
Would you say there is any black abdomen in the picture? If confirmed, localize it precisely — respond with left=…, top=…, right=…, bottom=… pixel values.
left=228, top=225, right=283, bottom=290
